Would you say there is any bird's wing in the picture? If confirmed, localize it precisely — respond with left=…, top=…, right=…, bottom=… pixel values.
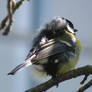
left=26, top=39, right=55, bottom=60
left=26, top=39, right=72, bottom=62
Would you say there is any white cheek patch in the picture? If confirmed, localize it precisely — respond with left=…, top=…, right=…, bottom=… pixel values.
left=67, top=24, right=74, bottom=34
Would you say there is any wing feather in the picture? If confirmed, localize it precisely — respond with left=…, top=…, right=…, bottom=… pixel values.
left=26, top=39, right=71, bottom=62
left=32, top=40, right=69, bottom=61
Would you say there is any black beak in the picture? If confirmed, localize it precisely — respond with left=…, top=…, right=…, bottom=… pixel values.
left=74, top=29, right=78, bottom=32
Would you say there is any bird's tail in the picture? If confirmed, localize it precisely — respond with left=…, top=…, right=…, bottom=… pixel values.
left=8, top=59, right=32, bottom=75
left=8, top=54, right=36, bottom=75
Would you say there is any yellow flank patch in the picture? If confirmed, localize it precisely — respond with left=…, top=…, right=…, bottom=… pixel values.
left=58, top=55, right=79, bottom=74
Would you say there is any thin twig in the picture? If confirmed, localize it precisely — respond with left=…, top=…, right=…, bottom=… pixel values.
left=77, top=79, right=92, bottom=92
left=0, top=0, right=25, bottom=35
left=80, top=74, right=89, bottom=84
left=3, top=0, right=14, bottom=35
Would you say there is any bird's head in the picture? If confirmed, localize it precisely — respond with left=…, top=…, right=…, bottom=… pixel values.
left=46, top=17, right=77, bottom=37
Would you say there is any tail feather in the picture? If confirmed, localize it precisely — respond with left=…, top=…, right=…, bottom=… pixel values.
left=8, top=53, right=36, bottom=75
left=8, top=54, right=36, bottom=75
left=8, top=59, right=32, bottom=75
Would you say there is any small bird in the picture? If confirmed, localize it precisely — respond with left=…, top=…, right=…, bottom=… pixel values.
left=8, top=17, right=82, bottom=78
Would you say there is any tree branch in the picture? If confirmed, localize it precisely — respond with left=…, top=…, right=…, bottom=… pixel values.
left=80, top=74, right=89, bottom=84
left=77, top=79, right=92, bottom=92
left=0, top=0, right=25, bottom=35
left=3, top=0, right=15, bottom=35
left=25, top=65, right=92, bottom=92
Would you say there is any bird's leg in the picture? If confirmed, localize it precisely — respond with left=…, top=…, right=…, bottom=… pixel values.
left=51, top=74, right=61, bottom=88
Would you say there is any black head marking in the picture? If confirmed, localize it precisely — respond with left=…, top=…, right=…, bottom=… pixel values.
left=66, top=19, right=74, bottom=29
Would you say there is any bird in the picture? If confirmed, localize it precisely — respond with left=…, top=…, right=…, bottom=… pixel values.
left=8, top=17, right=82, bottom=78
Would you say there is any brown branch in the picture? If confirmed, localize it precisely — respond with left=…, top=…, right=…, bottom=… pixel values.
left=25, top=65, right=92, bottom=92
left=0, top=0, right=25, bottom=35
left=77, top=79, right=92, bottom=92
left=80, top=74, right=89, bottom=84
left=3, top=0, right=14, bottom=35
